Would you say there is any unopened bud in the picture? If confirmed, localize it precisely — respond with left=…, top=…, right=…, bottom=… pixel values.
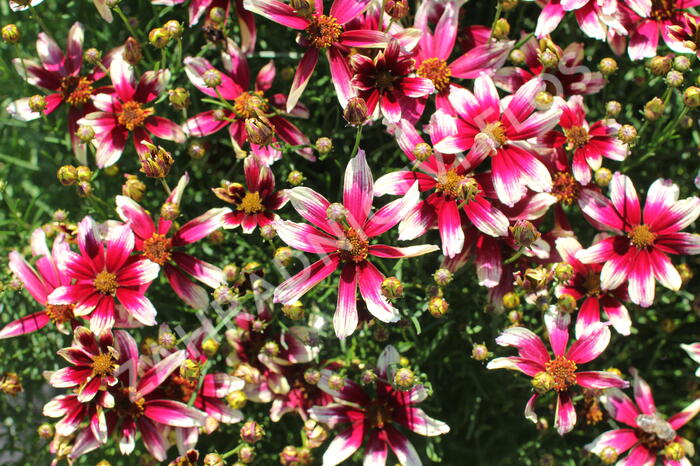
left=180, top=359, right=201, bottom=379
left=213, top=284, right=236, bottom=304
left=674, top=55, right=691, bottom=72
left=274, top=247, right=294, bottom=267
left=315, top=137, right=333, bottom=155
left=28, top=94, right=46, bottom=113
left=599, top=446, right=618, bottom=464
left=617, top=124, right=637, bottom=143
left=202, top=68, right=222, bottom=88
left=502, top=292, right=520, bottom=310
left=148, top=28, right=170, bottom=48
left=122, top=174, right=146, bottom=201
left=605, top=100, right=622, bottom=117
left=57, top=165, right=78, bottom=186
left=663, top=442, right=685, bottom=461
left=282, top=301, right=305, bottom=320
left=83, top=47, right=101, bottom=65
left=684, top=86, right=700, bottom=107
left=534, top=91, right=553, bottom=110
left=201, top=337, right=219, bottom=357
left=259, top=224, right=276, bottom=239
left=0, top=372, right=22, bottom=395
left=168, top=88, right=190, bottom=109
left=158, top=331, right=176, bottom=349
left=245, top=117, right=274, bottom=145
left=381, top=277, right=403, bottom=299
left=538, top=49, right=559, bottom=69
left=433, top=268, right=453, bottom=286
left=226, top=389, right=247, bottom=409
left=163, top=20, right=183, bottom=39
left=203, top=453, right=225, bottom=466
left=326, top=202, right=347, bottom=222
left=393, top=367, right=415, bottom=390
left=138, top=142, right=173, bottom=178
left=557, top=294, right=577, bottom=313
left=76, top=125, right=95, bottom=142
left=510, top=220, right=540, bottom=248
left=666, top=70, right=685, bottom=87
left=554, top=263, right=574, bottom=282
left=677, top=263, right=693, bottom=287
left=209, top=6, right=227, bottom=23
left=1, top=24, right=20, bottom=44
left=500, top=0, right=518, bottom=11
left=287, top=170, right=304, bottom=186
left=492, top=18, right=510, bottom=40
left=428, top=296, right=449, bottom=317
left=531, top=371, right=555, bottom=394
left=471, top=343, right=489, bottom=361
left=385, top=0, right=409, bottom=19
left=37, top=423, right=53, bottom=439
left=123, top=37, right=142, bottom=65
left=76, top=166, right=91, bottom=182
left=644, top=97, right=665, bottom=120
left=327, top=373, right=345, bottom=391
left=344, top=97, right=368, bottom=126
left=648, top=55, right=673, bottom=76
left=411, top=142, right=433, bottom=162
left=188, top=140, right=207, bottom=159
left=598, top=57, right=618, bottom=76
left=262, top=340, right=280, bottom=357
left=509, top=49, right=526, bottom=65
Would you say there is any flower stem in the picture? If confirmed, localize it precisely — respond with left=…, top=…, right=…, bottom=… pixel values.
left=159, top=178, right=172, bottom=195
left=29, top=5, right=50, bottom=36
left=504, top=247, right=525, bottom=265
left=350, top=125, right=363, bottom=158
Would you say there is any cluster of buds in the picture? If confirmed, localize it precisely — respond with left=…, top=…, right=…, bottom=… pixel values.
left=148, top=20, right=183, bottom=48
left=57, top=165, right=93, bottom=197
left=138, top=142, right=174, bottom=178
left=279, top=445, right=313, bottom=465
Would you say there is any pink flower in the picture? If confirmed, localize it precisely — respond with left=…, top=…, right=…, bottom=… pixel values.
left=243, top=0, right=388, bottom=111
left=350, top=39, right=435, bottom=123
left=540, top=96, right=627, bottom=185
left=534, top=0, right=625, bottom=40
left=576, top=173, right=700, bottom=307
left=116, top=174, right=229, bottom=310
left=621, top=0, right=699, bottom=60
left=434, top=73, right=562, bottom=206
left=183, top=39, right=312, bottom=164
left=214, top=155, right=288, bottom=233
left=487, top=312, right=628, bottom=434
left=49, top=327, right=120, bottom=403
left=48, top=216, right=161, bottom=332
left=585, top=369, right=700, bottom=464
left=494, top=39, right=606, bottom=97
left=6, top=23, right=113, bottom=161
left=310, top=345, right=449, bottom=465
left=375, top=112, right=509, bottom=258
left=555, top=236, right=631, bottom=337
left=78, top=55, right=185, bottom=168
left=1, top=229, right=75, bottom=338
left=151, top=0, right=255, bottom=52
left=668, top=13, right=700, bottom=59
left=273, top=150, right=438, bottom=338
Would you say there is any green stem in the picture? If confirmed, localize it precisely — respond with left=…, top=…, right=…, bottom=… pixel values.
left=221, top=444, right=245, bottom=459
left=514, top=32, right=534, bottom=49
left=350, top=125, right=363, bottom=158
left=504, top=247, right=525, bottom=265
left=115, top=7, right=140, bottom=40
left=159, top=178, right=172, bottom=195
left=29, top=5, right=50, bottom=36
left=488, top=2, right=503, bottom=42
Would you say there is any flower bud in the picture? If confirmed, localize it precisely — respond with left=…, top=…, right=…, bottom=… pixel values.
left=28, top=94, right=47, bottom=113
left=502, top=292, right=520, bottom=309
left=52, top=209, right=68, bottom=222
left=677, top=263, right=693, bottom=287
left=598, top=57, right=618, bottom=76
left=103, top=165, right=119, bottom=176
left=471, top=343, right=489, bottom=361
left=84, top=47, right=102, bottom=65
left=605, top=100, right=622, bottom=117
left=76, top=125, right=95, bottom=142
left=538, top=49, right=559, bottom=69
left=303, top=368, right=321, bottom=385
left=554, top=263, right=574, bottom=282
left=180, top=359, right=201, bottom=379
left=226, top=389, right=247, bottom=409
left=163, top=20, right=183, bottom=39
left=1, top=24, right=20, bottom=44
left=208, top=230, right=225, bottom=244
left=343, top=97, right=368, bottom=126
left=684, top=86, right=700, bottom=107
left=123, top=37, right=142, bottom=65
left=327, top=373, right=345, bottom=391
left=262, top=340, right=280, bottom=357
left=381, top=277, right=403, bottom=299
left=509, top=49, right=526, bottom=65
left=245, top=117, right=274, bottom=145
left=666, top=70, right=684, bottom=87
left=138, top=142, right=174, bottom=178
left=148, top=28, right=170, bottom=48
left=280, top=446, right=298, bottom=465
left=492, top=18, right=510, bottom=40
left=260, top=224, right=276, bottom=239
left=433, top=268, right=453, bottom=286
left=287, top=170, right=304, bottom=186
left=412, top=142, right=433, bottom=161
left=315, top=137, right=333, bottom=155
left=681, top=115, right=694, bottom=128
left=648, top=55, right=673, bottom=76
left=304, top=419, right=328, bottom=448
left=209, top=6, right=227, bottom=23
left=598, top=446, right=618, bottom=464
left=76, top=166, right=91, bottom=182
left=202, top=68, right=222, bottom=88
left=674, top=55, right=691, bottom=72
left=534, top=91, right=553, bottom=110
left=617, top=124, right=637, bottom=143
left=360, top=369, right=376, bottom=385
left=326, top=202, right=347, bottom=222
left=531, top=371, right=555, bottom=394
left=663, top=442, right=685, bottom=461
left=385, top=0, right=409, bottom=19
left=37, top=423, right=53, bottom=439
left=122, top=174, right=146, bottom=201
left=76, top=181, right=92, bottom=198
left=557, top=294, right=577, bottom=313
left=507, top=309, right=523, bottom=324
left=213, top=284, right=236, bottom=305
left=187, top=140, right=207, bottom=159
left=510, top=220, right=540, bottom=248
left=0, top=372, right=22, bottom=395
left=393, top=367, right=415, bottom=390
left=428, top=296, right=449, bottom=317
left=500, top=0, right=518, bottom=11
left=282, top=301, right=305, bottom=320
left=273, top=247, right=294, bottom=267
left=201, top=337, right=219, bottom=357
left=57, top=165, right=78, bottom=186
left=644, top=97, right=665, bottom=120
left=238, top=445, right=255, bottom=463
left=203, top=453, right=225, bottom=466
left=158, top=331, right=176, bottom=349
left=168, top=87, right=190, bottom=109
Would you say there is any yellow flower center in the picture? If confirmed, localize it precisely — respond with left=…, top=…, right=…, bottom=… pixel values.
left=305, top=15, right=343, bottom=49
left=416, top=57, right=451, bottom=92
left=583, top=271, right=602, bottom=297
left=552, top=172, right=580, bottom=205
left=482, top=121, right=507, bottom=148
left=628, top=224, right=657, bottom=249
left=337, top=227, right=369, bottom=263
left=239, top=191, right=264, bottom=214
left=115, top=387, right=146, bottom=418
left=651, top=0, right=675, bottom=21
left=564, top=125, right=590, bottom=150
left=143, top=233, right=172, bottom=265
left=93, top=270, right=118, bottom=295
left=60, top=76, right=94, bottom=106
left=44, top=304, right=75, bottom=324
left=545, top=355, right=577, bottom=391
left=117, top=101, right=153, bottom=131
left=233, top=91, right=269, bottom=119
left=436, top=169, right=464, bottom=198
left=91, top=352, right=117, bottom=377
